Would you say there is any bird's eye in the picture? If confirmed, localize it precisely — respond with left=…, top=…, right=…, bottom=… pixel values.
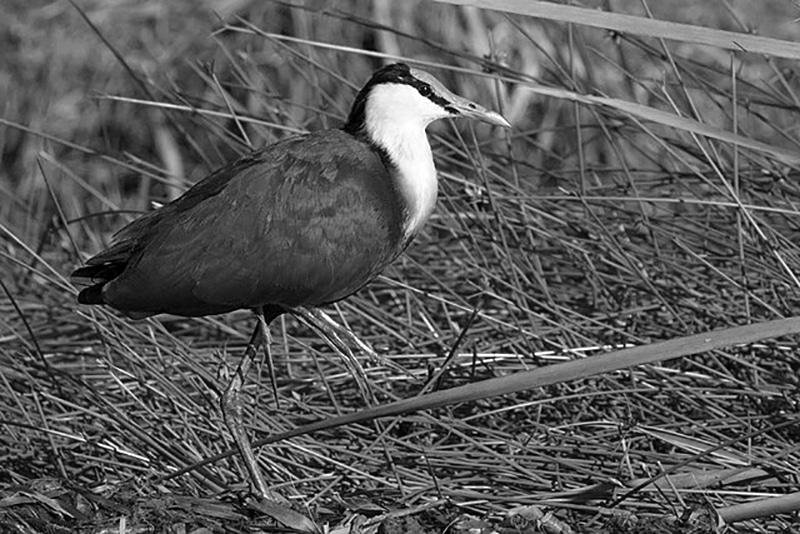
left=419, top=84, right=432, bottom=97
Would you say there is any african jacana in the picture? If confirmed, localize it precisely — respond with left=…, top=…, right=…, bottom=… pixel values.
left=72, top=62, right=510, bottom=505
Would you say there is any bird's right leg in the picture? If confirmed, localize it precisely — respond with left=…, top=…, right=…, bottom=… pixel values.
left=221, top=307, right=286, bottom=503
left=221, top=309, right=322, bottom=532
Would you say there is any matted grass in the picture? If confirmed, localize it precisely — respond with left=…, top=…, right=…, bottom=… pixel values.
left=2, top=1, right=800, bottom=532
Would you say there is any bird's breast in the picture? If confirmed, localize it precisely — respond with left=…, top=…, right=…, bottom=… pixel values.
left=373, top=128, right=438, bottom=240
left=393, top=146, right=438, bottom=239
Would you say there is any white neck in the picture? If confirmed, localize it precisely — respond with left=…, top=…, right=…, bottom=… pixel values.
left=365, top=84, right=443, bottom=239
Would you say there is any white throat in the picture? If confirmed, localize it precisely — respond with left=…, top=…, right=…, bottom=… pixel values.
left=365, top=84, right=444, bottom=239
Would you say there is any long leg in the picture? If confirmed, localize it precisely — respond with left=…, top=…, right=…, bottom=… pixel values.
left=291, top=306, right=376, bottom=403
left=293, top=306, right=410, bottom=375
left=221, top=307, right=286, bottom=503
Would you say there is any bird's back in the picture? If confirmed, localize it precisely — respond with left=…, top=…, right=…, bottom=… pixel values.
left=74, top=129, right=408, bottom=318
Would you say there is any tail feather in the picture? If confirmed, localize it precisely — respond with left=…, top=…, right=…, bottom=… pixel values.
left=73, top=238, right=138, bottom=309
left=72, top=261, right=127, bottom=306
left=71, top=263, right=125, bottom=284
left=77, top=284, right=106, bottom=305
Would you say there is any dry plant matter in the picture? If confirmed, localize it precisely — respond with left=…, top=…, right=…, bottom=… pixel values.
left=2, top=0, right=800, bottom=532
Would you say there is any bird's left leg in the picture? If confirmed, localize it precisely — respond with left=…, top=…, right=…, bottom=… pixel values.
left=221, top=307, right=286, bottom=503
left=290, top=307, right=415, bottom=402
left=293, top=306, right=410, bottom=375
left=291, top=306, right=376, bottom=403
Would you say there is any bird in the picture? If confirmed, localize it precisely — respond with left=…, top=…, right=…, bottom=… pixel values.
left=72, top=62, right=510, bottom=508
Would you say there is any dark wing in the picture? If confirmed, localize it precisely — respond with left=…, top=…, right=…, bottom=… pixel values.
left=71, top=151, right=268, bottom=307
left=79, top=130, right=405, bottom=317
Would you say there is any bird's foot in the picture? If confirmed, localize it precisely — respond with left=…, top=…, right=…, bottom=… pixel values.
left=246, top=495, right=319, bottom=532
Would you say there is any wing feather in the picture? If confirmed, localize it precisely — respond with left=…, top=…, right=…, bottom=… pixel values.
left=95, top=130, right=405, bottom=317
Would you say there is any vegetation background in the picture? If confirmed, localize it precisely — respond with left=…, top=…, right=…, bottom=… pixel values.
left=2, top=0, right=800, bottom=532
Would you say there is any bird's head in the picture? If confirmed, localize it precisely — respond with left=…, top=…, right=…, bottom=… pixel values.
left=343, top=63, right=509, bottom=239
left=344, top=63, right=511, bottom=137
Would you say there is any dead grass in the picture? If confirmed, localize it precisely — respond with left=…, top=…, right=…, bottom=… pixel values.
left=2, top=0, right=800, bottom=532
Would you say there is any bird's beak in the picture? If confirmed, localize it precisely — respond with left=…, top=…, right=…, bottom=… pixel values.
left=449, top=93, right=512, bottom=129
left=409, top=67, right=512, bottom=128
